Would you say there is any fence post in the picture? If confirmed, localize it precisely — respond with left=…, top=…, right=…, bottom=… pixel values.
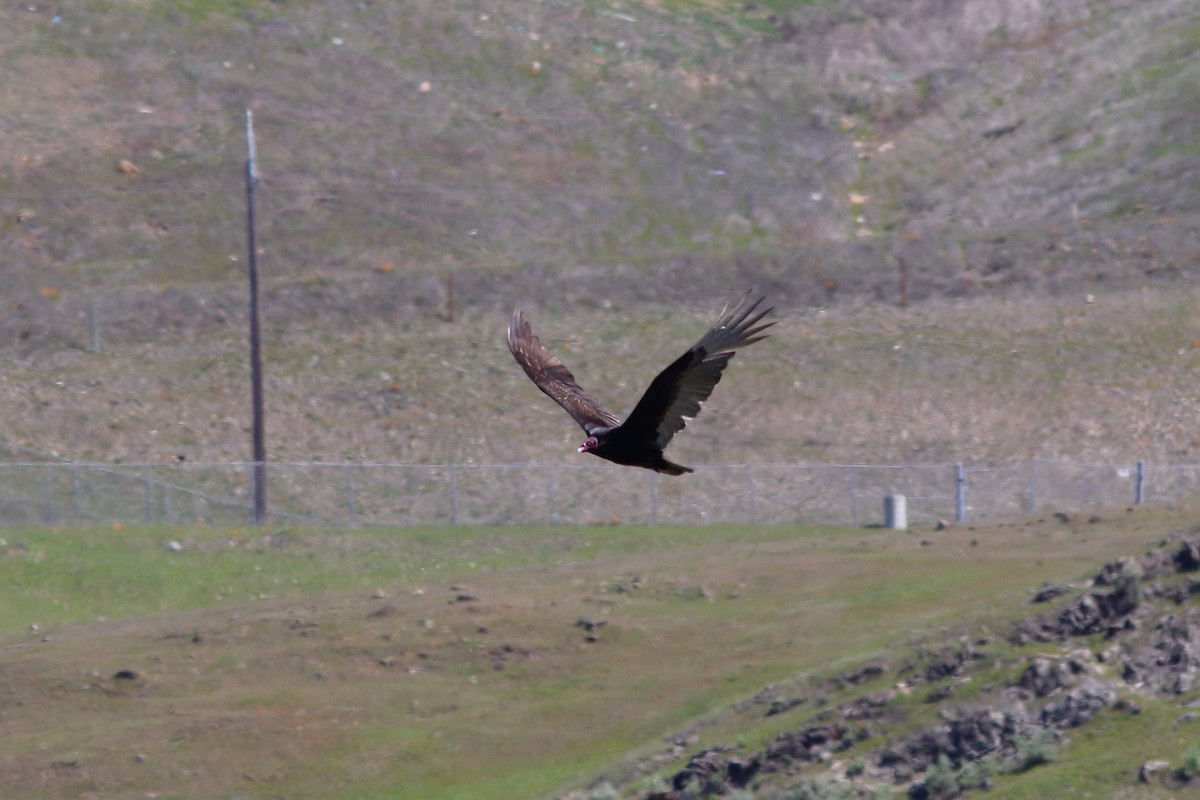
left=650, top=472, right=658, bottom=525
left=747, top=465, right=756, bottom=525
left=955, top=462, right=967, bottom=522
left=144, top=466, right=153, bottom=524
left=43, top=465, right=53, bottom=525
left=69, top=464, right=80, bottom=522
left=1026, top=459, right=1037, bottom=515
left=89, top=297, right=102, bottom=354
left=6, top=458, right=1180, bottom=529
left=848, top=466, right=860, bottom=527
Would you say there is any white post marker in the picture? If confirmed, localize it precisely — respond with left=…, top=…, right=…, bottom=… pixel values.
left=884, top=494, right=907, bottom=530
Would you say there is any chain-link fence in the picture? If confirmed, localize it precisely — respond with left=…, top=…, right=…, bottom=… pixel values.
left=0, top=457, right=1194, bottom=528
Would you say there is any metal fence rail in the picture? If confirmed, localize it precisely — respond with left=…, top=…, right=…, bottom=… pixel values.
left=0, top=457, right=1189, bottom=528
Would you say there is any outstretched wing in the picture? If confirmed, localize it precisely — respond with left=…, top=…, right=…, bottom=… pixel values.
left=622, top=292, right=775, bottom=448
left=507, top=308, right=622, bottom=434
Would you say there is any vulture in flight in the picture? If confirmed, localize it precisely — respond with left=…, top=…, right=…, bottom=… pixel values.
left=507, top=293, right=775, bottom=475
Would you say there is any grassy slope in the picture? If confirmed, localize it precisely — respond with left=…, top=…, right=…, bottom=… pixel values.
left=1, top=507, right=1197, bottom=799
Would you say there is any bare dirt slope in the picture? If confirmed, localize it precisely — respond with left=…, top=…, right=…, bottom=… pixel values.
left=1, top=0, right=1199, bottom=467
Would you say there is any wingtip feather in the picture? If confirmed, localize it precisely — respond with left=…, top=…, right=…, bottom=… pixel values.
left=706, top=291, right=776, bottom=351
left=507, top=307, right=528, bottom=351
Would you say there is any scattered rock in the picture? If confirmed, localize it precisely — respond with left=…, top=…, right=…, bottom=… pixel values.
left=675, top=585, right=715, bottom=601
left=1039, top=682, right=1116, bottom=729
left=1032, top=582, right=1071, bottom=603
left=885, top=706, right=1030, bottom=774
left=1174, top=538, right=1200, bottom=572
left=668, top=749, right=760, bottom=794
left=1120, top=613, right=1200, bottom=694
left=921, top=645, right=983, bottom=682
left=488, top=644, right=531, bottom=671
left=1115, top=698, right=1142, bottom=715
left=981, top=119, right=1023, bottom=139
left=842, top=663, right=885, bottom=685
left=1139, top=759, right=1170, bottom=783
left=1012, top=582, right=1139, bottom=643
left=576, top=618, right=606, bottom=642
left=765, top=697, right=805, bottom=717
left=763, top=724, right=852, bottom=770
left=1016, top=653, right=1091, bottom=698
left=1094, top=556, right=1144, bottom=586
left=840, top=689, right=897, bottom=720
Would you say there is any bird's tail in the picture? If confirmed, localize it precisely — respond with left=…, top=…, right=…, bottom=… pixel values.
left=655, top=458, right=693, bottom=476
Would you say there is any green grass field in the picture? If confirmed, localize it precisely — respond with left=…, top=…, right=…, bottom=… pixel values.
left=2, top=506, right=1196, bottom=799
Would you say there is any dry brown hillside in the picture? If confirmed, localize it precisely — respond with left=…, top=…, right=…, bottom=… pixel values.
left=1, top=0, right=1199, bottom=469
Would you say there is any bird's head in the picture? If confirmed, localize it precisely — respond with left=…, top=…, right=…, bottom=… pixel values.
left=578, top=435, right=599, bottom=454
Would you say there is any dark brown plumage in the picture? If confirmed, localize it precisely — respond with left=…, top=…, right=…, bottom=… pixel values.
left=507, top=293, right=775, bottom=475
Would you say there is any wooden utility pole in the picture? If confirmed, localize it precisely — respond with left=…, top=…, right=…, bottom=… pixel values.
left=245, top=109, right=267, bottom=524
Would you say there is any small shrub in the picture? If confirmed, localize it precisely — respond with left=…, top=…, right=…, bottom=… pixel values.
left=846, top=757, right=867, bottom=777
left=634, top=775, right=671, bottom=796
left=583, top=781, right=620, bottom=800
left=782, top=781, right=852, bottom=800
left=1181, top=745, right=1200, bottom=780
left=923, top=754, right=961, bottom=799
left=679, top=775, right=702, bottom=798
left=1008, top=728, right=1058, bottom=772
left=781, top=784, right=815, bottom=800
left=957, top=754, right=997, bottom=789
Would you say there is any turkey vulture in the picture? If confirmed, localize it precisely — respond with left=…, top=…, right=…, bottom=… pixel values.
left=507, top=293, right=775, bottom=475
